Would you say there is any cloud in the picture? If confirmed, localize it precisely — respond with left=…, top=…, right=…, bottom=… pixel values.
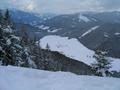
left=99, top=0, right=120, bottom=11
left=34, top=0, right=103, bottom=14
left=0, top=0, right=120, bottom=14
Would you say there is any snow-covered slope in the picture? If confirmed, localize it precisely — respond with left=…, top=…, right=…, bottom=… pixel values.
left=40, top=35, right=95, bottom=65
left=0, top=66, right=120, bottom=90
left=40, top=35, right=120, bottom=72
left=108, top=57, right=120, bottom=72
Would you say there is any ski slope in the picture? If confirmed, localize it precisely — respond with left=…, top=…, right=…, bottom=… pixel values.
left=0, top=66, right=120, bottom=90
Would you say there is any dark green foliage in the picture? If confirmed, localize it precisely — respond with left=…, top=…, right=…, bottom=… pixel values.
left=92, top=50, right=112, bottom=77
left=0, top=10, right=3, bottom=24
left=4, top=9, right=11, bottom=26
left=0, top=9, right=27, bottom=66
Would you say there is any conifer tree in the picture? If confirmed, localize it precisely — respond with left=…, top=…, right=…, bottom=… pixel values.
left=0, top=10, right=3, bottom=25
left=4, top=9, right=12, bottom=27
left=19, top=26, right=37, bottom=68
left=0, top=9, right=25, bottom=66
left=92, top=50, right=112, bottom=77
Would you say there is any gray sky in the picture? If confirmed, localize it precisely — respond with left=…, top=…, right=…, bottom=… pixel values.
left=0, top=0, right=120, bottom=14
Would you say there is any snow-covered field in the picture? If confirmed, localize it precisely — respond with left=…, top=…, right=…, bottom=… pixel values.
left=40, top=35, right=95, bottom=65
left=40, top=35, right=120, bottom=72
left=0, top=66, right=120, bottom=90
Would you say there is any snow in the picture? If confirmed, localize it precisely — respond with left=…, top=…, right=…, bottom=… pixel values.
left=37, top=25, right=49, bottom=30
left=79, top=14, right=90, bottom=22
left=24, top=48, right=37, bottom=68
left=0, top=61, right=2, bottom=65
left=47, top=28, right=62, bottom=33
left=3, top=27, right=12, bottom=33
left=40, top=35, right=120, bottom=72
left=114, top=33, right=120, bottom=35
left=6, top=39, right=11, bottom=45
left=80, top=26, right=99, bottom=38
left=11, top=35, right=20, bottom=40
left=7, top=36, right=20, bottom=45
left=40, top=35, right=95, bottom=65
left=104, top=33, right=109, bottom=38
left=108, top=57, right=120, bottom=72
left=91, top=18, right=97, bottom=22
left=0, top=66, right=120, bottom=90
left=0, top=46, right=3, bottom=51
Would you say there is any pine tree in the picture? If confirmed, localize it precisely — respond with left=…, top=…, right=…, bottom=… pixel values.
left=19, top=26, right=30, bottom=46
left=92, top=50, right=112, bottom=77
left=0, top=9, right=25, bottom=66
left=43, top=43, right=58, bottom=71
left=0, top=9, right=37, bottom=68
left=3, top=9, right=12, bottom=27
left=0, top=10, right=3, bottom=25
left=19, top=26, right=37, bottom=68
left=21, top=47, right=37, bottom=68
left=42, top=43, right=50, bottom=70
left=46, top=43, right=50, bottom=50
left=30, top=40, right=44, bottom=69
left=0, top=27, right=5, bottom=65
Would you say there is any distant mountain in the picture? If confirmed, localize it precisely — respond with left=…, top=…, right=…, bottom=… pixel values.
left=80, top=23, right=120, bottom=46
left=10, top=10, right=42, bottom=24
left=10, top=10, right=120, bottom=58
left=97, top=34, right=120, bottom=58
left=10, top=10, right=56, bottom=26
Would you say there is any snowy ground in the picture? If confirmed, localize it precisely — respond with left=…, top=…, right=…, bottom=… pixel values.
left=40, top=35, right=120, bottom=72
left=40, top=35, right=95, bottom=65
left=0, top=66, right=120, bottom=90
left=108, top=57, right=120, bottom=72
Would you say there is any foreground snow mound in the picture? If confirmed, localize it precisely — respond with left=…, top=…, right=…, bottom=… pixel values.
left=0, top=66, right=120, bottom=90
left=40, top=35, right=95, bottom=65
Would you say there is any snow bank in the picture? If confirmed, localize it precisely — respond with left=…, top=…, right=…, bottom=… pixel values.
left=40, top=35, right=95, bottom=65
left=0, top=66, right=120, bottom=90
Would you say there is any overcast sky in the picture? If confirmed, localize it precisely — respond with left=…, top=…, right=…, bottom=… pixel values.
left=0, top=0, right=120, bottom=14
